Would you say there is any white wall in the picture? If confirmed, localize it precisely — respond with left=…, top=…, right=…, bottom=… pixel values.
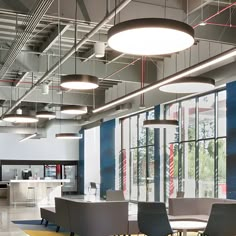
left=0, top=123, right=79, bottom=160
left=84, top=126, right=100, bottom=195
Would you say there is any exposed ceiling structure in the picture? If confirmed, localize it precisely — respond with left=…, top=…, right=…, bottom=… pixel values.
left=0, top=0, right=235, bottom=135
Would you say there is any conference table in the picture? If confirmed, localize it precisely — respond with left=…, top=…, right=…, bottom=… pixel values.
left=170, top=220, right=207, bottom=236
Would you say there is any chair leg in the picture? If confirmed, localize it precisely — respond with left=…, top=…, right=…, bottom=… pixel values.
left=45, top=220, right=48, bottom=227
left=70, top=232, right=74, bottom=236
left=40, top=218, right=44, bottom=224
left=56, top=226, right=60, bottom=232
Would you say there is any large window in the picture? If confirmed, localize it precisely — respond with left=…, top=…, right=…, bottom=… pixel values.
left=120, top=110, right=155, bottom=201
left=164, top=90, right=226, bottom=199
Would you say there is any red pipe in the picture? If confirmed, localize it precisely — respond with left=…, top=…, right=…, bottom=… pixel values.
left=205, top=22, right=236, bottom=28
left=193, top=1, right=236, bottom=29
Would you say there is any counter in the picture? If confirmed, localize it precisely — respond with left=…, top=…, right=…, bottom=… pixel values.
left=9, top=179, right=70, bottom=206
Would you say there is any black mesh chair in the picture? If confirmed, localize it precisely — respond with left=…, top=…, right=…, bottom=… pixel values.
left=199, top=203, right=236, bottom=236
left=138, top=202, right=174, bottom=236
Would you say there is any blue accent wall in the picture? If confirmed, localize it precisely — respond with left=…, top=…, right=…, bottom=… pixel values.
left=100, top=119, right=116, bottom=198
left=78, top=129, right=84, bottom=194
left=226, top=82, right=236, bottom=199
left=154, top=105, right=161, bottom=201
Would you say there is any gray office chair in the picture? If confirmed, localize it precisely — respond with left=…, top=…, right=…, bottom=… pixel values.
left=199, top=203, right=236, bottom=236
left=106, top=190, right=125, bottom=201
left=138, top=202, right=174, bottom=236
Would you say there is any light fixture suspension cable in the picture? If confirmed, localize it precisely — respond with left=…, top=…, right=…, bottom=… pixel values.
left=74, top=0, right=78, bottom=74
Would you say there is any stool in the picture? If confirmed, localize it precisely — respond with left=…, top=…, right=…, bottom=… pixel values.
left=46, top=186, right=53, bottom=205
left=27, top=186, right=36, bottom=207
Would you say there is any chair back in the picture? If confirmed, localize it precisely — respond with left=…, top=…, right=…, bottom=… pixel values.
left=106, top=190, right=125, bottom=201
left=138, top=202, right=173, bottom=236
left=90, top=182, right=97, bottom=189
left=204, top=203, right=236, bottom=236
left=176, top=191, right=185, bottom=198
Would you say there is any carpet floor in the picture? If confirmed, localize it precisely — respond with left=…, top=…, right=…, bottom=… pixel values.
left=13, top=220, right=198, bottom=236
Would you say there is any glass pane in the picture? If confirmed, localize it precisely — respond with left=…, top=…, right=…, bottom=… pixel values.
left=218, top=138, right=226, bottom=198
left=166, top=143, right=179, bottom=198
left=147, top=146, right=154, bottom=201
left=147, top=110, right=155, bottom=145
left=130, top=116, right=138, bottom=148
left=199, top=94, right=215, bottom=139
left=183, top=142, right=195, bottom=197
left=130, top=149, right=138, bottom=201
left=138, top=113, right=146, bottom=147
left=138, top=147, right=146, bottom=201
left=166, top=103, right=179, bottom=143
left=199, top=140, right=214, bottom=197
left=218, top=91, right=226, bottom=137
left=121, top=118, right=130, bottom=199
left=181, top=99, right=196, bottom=141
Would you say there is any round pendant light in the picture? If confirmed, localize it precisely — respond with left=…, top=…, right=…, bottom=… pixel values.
left=108, top=18, right=194, bottom=55
left=159, top=77, right=215, bottom=94
left=36, top=111, right=56, bottom=119
left=60, top=74, right=99, bottom=90
left=61, top=105, right=87, bottom=115
left=143, top=119, right=178, bottom=128
left=3, top=114, right=39, bottom=123
left=55, top=133, right=83, bottom=139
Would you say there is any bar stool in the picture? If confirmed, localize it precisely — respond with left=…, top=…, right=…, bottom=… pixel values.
left=46, top=186, right=52, bottom=205
left=27, top=186, right=36, bottom=207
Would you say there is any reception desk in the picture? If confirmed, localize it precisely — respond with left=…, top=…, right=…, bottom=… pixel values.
left=9, top=179, right=70, bottom=206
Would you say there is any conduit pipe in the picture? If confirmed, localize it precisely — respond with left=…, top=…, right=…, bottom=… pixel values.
left=0, top=0, right=54, bottom=79
left=1, top=0, right=132, bottom=118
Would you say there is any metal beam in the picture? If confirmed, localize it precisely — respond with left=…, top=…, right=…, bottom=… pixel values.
left=15, top=72, right=29, bottom=87
left=76, top=0, right=91, bottom=22
left=80, top=47, right=95, bottom=62
left=38, top=24, right=70, bottom=53
left=2, top=0, right=29, bottom=13
left=105, top=52, right=125, bottom=64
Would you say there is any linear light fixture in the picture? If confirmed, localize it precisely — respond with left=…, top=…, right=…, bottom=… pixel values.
left=55, top=133, right=83, bottom=140
left=19, top=133, right=37, bottom=142
left=108, top=18, right=194, bottom=55
left=60, top=75, right=99, bottom=90
left=36, top=111, right=56, bottom=119
left=93, top=48, right=236, bottom=113
left=61, top=105, right=88, bottom=115
left=3, top=114, right=39, bottom=123
left=159, top=77, right=215, bottom=93
left=143, top=119, right=178, bottom=128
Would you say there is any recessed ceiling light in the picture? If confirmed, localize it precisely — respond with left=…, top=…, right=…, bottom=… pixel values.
left=55, top=133, right=83, bottom=139
left=159, top=77, right=215, bottom=93
left=60, top=75, right=99, bottom=90
left=3, top=114, right=39, bottom=123
left=60, top=105, right=88, bottom=115
left=143, top=119, right=178, bottom=128
left=108, top=18, right=194, bottom=55
left=36, top=111, right=56, bottom=119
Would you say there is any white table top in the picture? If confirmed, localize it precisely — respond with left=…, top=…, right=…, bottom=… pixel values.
left=170, top=220, right=207, bottom=231
left=10, top=179, right=70, bottom=183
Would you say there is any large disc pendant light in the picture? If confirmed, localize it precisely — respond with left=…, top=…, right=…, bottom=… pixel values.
left=61, top=105, right=87, bottom=115
left=143, top=119, right=178, bottom=128
left=3, top=114, right=39, bottom=123
left=108, top=18, right=194, bottom=55
left=159, top=77, right=215, bottom=93
left=55, top=133, right=83, bottom=140
left=36, top=111, right=56, bottom=119
left=60, top=74, right=99, bottom=90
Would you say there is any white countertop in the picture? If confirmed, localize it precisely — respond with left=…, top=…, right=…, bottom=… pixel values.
left=10, top=179, right=70, bottom=183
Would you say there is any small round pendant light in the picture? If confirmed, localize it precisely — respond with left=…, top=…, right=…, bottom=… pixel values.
left=159, top=77, right=215, bottom=93
left=61, top=105, right=87, bottom=115
left=56, top=133, right=83, bottom=139
left=60, top=75, right=99, bottom=90
left=108, top=18, right=194, bottom=55
left=36, top=111, right=56, bottom=119
left=143, top=119, right=178, bottom=128
left=3, top=114, right=39, bottom=123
